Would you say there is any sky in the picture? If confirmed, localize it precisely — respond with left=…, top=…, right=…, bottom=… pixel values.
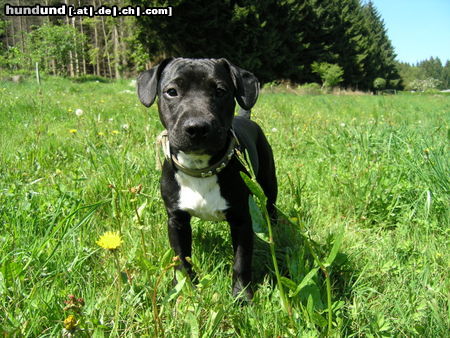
left=371, top=0, right=450, bottom=64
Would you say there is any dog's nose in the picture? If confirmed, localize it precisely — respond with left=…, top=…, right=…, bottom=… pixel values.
left=184, top=119, right=211, bottom=139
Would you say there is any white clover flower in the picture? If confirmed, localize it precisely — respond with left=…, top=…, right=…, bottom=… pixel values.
left=122, top=123, right=130, bottom=131
left=75, top=108, right=84, bottom=117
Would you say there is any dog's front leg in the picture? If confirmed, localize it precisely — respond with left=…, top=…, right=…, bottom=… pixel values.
left=167, top=210, right=195, bottom=280
left=228, top=213, right=254, bottom=300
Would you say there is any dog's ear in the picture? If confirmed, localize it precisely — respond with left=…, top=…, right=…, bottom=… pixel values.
left=221, top=59, right=260, bottom=110
left=137, top=57, right=173, bottom=107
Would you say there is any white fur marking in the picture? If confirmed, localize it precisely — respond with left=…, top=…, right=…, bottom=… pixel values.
left=175, top=152, right=228, bottom=221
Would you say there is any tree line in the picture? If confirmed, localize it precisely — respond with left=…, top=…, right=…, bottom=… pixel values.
left=0, top=0, right=149, bottom=79
left=397, top=57, right=450, bottom=91
left=0, top=0, right=448, bottom=91
left=125, top=0, right=404, bottom=90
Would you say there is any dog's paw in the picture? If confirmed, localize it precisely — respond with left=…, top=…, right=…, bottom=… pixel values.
left=172, top=267, right=198, bottom=286
left=232, top=280, right=253, bottom=302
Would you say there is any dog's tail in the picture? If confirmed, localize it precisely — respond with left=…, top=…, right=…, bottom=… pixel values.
left=238, top=108, right=251, bottom=119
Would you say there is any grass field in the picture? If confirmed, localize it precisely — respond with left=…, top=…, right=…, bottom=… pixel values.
left=0, top=77, right=449, bottom=337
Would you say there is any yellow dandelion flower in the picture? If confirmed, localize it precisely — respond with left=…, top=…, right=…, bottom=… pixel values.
left=97, top=231, right=123, bottom=250
left=111, top=130, right=120, bottom=135
left=98, top=132, right=105, bottom=136
left=63, top=314, right=77, bottom=330
left=69, top=129, right=77, bottom=134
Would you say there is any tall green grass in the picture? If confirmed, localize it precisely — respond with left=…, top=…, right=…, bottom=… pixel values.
left=0, top=78, right=448, bottom=336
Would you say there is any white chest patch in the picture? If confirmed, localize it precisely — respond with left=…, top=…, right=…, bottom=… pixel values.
left=174, top=152, right=228, bottom=221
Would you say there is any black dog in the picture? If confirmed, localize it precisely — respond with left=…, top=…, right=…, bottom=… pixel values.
left=137, top=58, right=277, bottom=300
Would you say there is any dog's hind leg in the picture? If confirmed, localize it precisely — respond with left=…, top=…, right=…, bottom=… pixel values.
left=227, top=212, right=254, bottom=301
left=256, top=136, right=278, bottom=223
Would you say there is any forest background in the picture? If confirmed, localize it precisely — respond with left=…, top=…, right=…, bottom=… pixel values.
left=1, top=0, right=449, bottom=92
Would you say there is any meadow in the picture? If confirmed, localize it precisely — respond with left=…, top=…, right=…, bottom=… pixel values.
left=0, top=77, right=449, bottom=337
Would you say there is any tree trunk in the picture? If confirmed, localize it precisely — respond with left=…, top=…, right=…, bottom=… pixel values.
left=100, top=15, right=112, bottom=77
left=18, top=5, right=25, bottom=54
left=51, top=59, right=56, bottom=75
left=113, top=23, right=120, bottom=79
left=94, top=25, right=100, bottom=76
left=65, top=0, right=75, bottom=77
left=119, top=17, right=128, bottom=76
left=10, top=16, right=16, bottom=47
left=78, top=4, right=87, bottom=75
left=92, top=10, right=101, bottom=75
left=45, top=0, right=50, bottom=24
left=72, top=17, right=80, bottom=76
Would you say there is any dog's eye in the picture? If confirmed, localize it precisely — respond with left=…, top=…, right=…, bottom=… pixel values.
left=166, top=88, right=178, bottom=97
left=215, top=87, right=227, bottom=97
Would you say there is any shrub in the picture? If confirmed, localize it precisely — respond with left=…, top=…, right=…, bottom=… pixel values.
left=311, top=62, right=344, bottom=89
left=410, top=78, right=441, bottom=92
left=297, top=82, right=322, bottom=95
left=373, top=77, right=386, bottom=91
left=0, top=46, right=26, bottom=71
left=72, top=75, right=111, bottom=83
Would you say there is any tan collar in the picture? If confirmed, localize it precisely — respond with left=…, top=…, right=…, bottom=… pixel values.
left=156, top=130, right=238, bottom=178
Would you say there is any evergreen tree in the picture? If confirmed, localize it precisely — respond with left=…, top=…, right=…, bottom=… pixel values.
left=324, top=0, right=369, bottom=89
left=442, top=60, right=450, bottom=89
left=130, top=0, right=309, bottom=84
left=286, top=0, right=329, bottom=83
left=362, top=1, right=402, bottom=89
left=419, top=57, right=444, bottom=86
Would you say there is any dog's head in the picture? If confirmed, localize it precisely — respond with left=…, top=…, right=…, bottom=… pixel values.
left=137, top=58, right=259, bottom=155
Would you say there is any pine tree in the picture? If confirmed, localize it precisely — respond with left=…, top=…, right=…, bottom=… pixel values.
left=309, top=0, right=368, bottom=89
left=290, top=0, right=330, bottom=83
left=130, top=0, right=309, bottom=83
left=443, top=60, right=450, bottom=89
left=419, top=57, right=443, bottom=83
left=362, top=1, right=401, bottom=90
